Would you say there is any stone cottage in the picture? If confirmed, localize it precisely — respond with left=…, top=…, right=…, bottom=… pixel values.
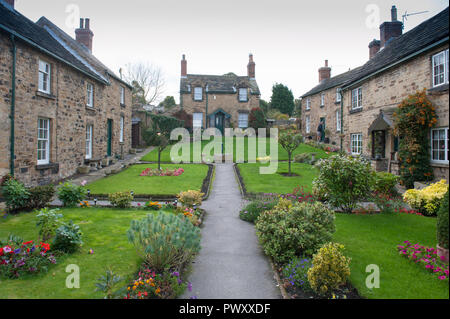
left=0, top=0, right=132, bottom=186
left=301, top=6, right=449, bottom=180
left=179, top=54, right=261, bottom=133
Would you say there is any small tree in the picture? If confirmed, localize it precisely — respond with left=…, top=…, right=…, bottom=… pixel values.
left=279, top=131, right=302, bottom=176
left=248, top=107, right=266, bottom=131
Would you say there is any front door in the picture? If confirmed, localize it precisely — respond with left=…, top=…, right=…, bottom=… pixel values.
left=107, top=119, right=113, bottom=157
left=215, top=113, right=224, bottom=135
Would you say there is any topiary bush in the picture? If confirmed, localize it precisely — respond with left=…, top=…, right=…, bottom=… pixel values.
left=312, top=155, right=375, bottom=213
left=307, top=242, right=351, bottom=296
left=239, top=200, right=277, bottom=223
left=437, top=191, right=449, bottom=249
left=57, top=181, right=87, bottom=207
left=127, top=212, right=201, bottom=272
left=109, top=191, right=134, bottom=208
left=255, top=202, right=335, bottom=264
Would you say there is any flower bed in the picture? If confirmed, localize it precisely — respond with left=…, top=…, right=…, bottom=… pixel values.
left=140, top=167, right=184, bottom=177
left=397, top=241, right=449, bottom=281
left=0, top=240, right=56, bottom=279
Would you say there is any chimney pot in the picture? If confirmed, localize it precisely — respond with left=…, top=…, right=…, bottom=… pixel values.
left=391, top=5, right=397, bottom=21
left=181, top=54, right=187, bottom=78
left=75, top=18, right=94, bottom=52
left=318, top=60, right=331, bottom=83
left=247, top=54, right=256, bottom=79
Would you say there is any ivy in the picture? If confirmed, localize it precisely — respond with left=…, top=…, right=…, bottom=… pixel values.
left=393, top=89, right=437, bottom=189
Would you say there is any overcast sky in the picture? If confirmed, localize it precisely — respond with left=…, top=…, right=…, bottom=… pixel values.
left=14, top=0, right=449, bottom=104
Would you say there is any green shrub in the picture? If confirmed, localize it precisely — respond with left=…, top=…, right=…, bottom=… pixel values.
left=52, top=221, right=83, bottom=253
left=108, top=191, right=134, bottom=208
left=239, top=200, right=277, bottom=223
left=307, top=242, right=351, bottom=296
left=437, top=191, right=449, bottom=249
left=57, top=181, right=87, bottom=207
left=313, top=155, right=375, bottom=213
left=28, top=184, right=55, bottom=209
left=282, top=256, right=313, bottom=292
left=373, top=172, right=399, bottom=196
left=2, top=179, right=30, bottom=213
left=36, top=208, right=64, bottom=241
left=127, top=212, right=201, bottom=272
left=255, top=202, right=335, bottom=264
left=177, top=190, right=204, bottom=208
left=294, top=153, right=317, bottom=165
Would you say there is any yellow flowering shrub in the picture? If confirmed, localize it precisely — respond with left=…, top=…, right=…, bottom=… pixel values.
left=273, top=197, right=293, bottom=212
left=307, top=242, right=351, bottom=296
left=177, top=190, right=204, bottom=208
left=403, top=180, right=448, bottom=216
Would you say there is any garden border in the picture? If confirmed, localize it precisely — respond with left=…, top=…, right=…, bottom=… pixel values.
left=87, top=164, right=214, bottom=201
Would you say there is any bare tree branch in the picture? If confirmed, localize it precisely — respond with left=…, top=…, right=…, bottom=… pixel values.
left=123, top=62, right=165, bottom=105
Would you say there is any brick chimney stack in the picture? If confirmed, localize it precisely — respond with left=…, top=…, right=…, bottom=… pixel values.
left=379, top=5, right=403, bottom=48
left=181, top=54, right=187, bottom=78
left=75, top=18, right=94, bottom=52
left=318, top=60, right=331, bottom=83
left=369, top=39, right=381, bottom=59
left=5, top=0, right=14, bottom=8
left=247, top=53, right=256, bottom=79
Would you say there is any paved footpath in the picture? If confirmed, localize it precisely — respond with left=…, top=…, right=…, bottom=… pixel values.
left=181, top=163, right=281, bottom=299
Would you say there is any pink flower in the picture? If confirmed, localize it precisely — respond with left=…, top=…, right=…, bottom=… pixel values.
left=438, top=276, right=446, bottom=280
left=81, top=180, right=87, bottom=186
left=3, top=246, right=11, bottom=253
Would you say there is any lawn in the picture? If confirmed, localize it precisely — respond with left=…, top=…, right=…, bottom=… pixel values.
left=0, top=208, right=168, bottom=298
left=141, top=137, right=333, bottom=163
left=334, top=213, right=449, bottom=299
left=87, top=164, right=209, bottom=196
left=237, top=162, right=319, bottom=194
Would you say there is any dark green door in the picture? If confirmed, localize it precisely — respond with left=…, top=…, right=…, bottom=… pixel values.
left=215, top=113, right=224, bottom=135
left=107, top=119, right=112, bottom=157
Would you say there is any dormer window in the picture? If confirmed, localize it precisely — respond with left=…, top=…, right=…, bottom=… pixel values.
left=239, top=88, right=248, bottom=102
left=194, top=87, right=203, bottom=101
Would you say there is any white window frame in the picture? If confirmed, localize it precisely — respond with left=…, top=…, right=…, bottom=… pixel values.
left=306, top=97, right=311, bottom=110
left=432, top=49, right=449, bottom=88
left=336, top=110, right=341, bottom=132
left=431, top=127, right=449, bottom=163
left=119, top=116, right=124, bottom=143
left=38, top=60, right=51, bottom=94
left=238, top=113, right=248, bottom=128
left=305, top=115, right=311, bottom=134
left=85, top=124, right=93, bottom=159
left=351, top=133, right=362, bottom=155
left=194, top=87, right=203, bottom=101
left=120, top=87, right=125, bottom=105
left=351, top=87, right=363, bottom=110
left=193, top=112, right=203, bottom=129
left=37, top=118, right=50, bottom=165
left=239, top=88, right=248, bottom=102
left=336, top=88, right=341, bottom=102
left=320, top=93, right=325, bottom=106
left=86, top=83, right=94, bottom=107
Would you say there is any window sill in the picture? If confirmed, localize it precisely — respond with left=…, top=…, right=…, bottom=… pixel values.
left=120, top=103, right=126, bottom=108
left=86, top=106, right=97, bottom=112
left=35, top=162, right=59, bottom=171
left=305, top=108, right=311, bottom=112
left=335, top=101, right=341, bottom=105
left=430, top=161, right=449, bottom=168
left=349, top=108, right=363, bottom=114
left=428, top=84, right=449, bottom=95
left=36, top=91, right=56, bottom=100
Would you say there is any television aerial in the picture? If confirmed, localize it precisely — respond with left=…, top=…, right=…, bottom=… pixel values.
left=402, top=10, right=429, bottom=29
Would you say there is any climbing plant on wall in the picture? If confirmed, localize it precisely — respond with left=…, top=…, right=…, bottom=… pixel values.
left=393, top=89, right=438, bottom=189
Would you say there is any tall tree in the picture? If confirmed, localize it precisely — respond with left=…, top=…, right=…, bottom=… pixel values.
left=131, top=80, right=147, bottom=107
left=159, top=96, right=177, bottom=109
left=259, top=99, right=270, bottom=114
left=123, top=62, right=165, bottom=105
left=270, top=83, right=295, bottom=116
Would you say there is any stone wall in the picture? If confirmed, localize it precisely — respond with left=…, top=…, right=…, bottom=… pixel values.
left=0, top=34, right=132, bottom=186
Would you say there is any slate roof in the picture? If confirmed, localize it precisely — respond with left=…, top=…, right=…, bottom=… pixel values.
left=180, top=73, right=260, bottom=95
left=0, top=1, right=130, bottom=87
left=302, top=6, right=449, bottom=97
